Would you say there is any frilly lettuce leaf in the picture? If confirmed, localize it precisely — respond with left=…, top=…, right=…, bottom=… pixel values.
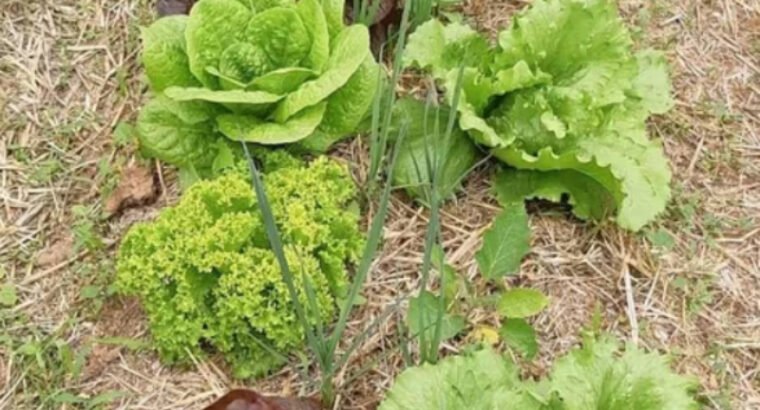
left=550, top=336, right=699, bottom=410
left=403, top=0, right=673, bottom=230
left=379, top=337, right=698, bottom=409
left=493, top=104, right=672, bottom=231
left=379, top=349, right=544, bottom=410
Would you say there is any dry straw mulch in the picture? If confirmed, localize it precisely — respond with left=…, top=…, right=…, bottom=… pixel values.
left=1, top=0, right=758, bottom=409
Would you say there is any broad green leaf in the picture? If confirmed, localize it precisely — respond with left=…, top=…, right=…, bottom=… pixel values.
left=476, top=203, right=531, bottom=279
left=298, top=57, right=379, bottom=152
left=273, top=24, right=369, bottom=122
left=407, top=290, right=465, bottom=342
left=550, top=336, right=699, bottom=410
left=296, top=0, right=330, bottom=71
left=216, top=102, right=326, bottom=143
left=164, top=86, right=282, bottom=106
left=185, top=0, right=252, bottom=88
left=249, top=67, right=318, bottom=94
left=136, top=96, right=220, bottom=169
left=494, top=168, right=615, bottom=221
left=498, top=288, right=548, bottom=319
left=380, top=98, right=479, bottom=202
left=379, top=349, right=544, bottom=410
left=141, top=16, right=199, bottom=91
left=500, top=318, right=538, bottom=359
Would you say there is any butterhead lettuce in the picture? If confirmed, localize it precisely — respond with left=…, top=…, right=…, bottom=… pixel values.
left=137, top=0, right=378, bottom=175
left=404, top=0, right=674, bottom=230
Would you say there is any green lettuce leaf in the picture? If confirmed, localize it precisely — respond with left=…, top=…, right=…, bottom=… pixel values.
left=494, top=169, right=615, bottom=221
left=133, top=0, right=377, bottom=173
left=136, top=95, right=220, bottom=170
left=298, top=56, right=379, bottom=152
left=379, top=349, right=543, bottom=410
left=141, top=16, right=199, bottom=92
left=216, top=102, right=326, bottom=143
left=403, top=0, right=673, bottom=231
left=185, top=0, right=252, bottom=89
left=274, top=24, right=370, bottom=122
left=382, top=98, right=480, bottom=202
left=550, top=336, right=699, bottom=410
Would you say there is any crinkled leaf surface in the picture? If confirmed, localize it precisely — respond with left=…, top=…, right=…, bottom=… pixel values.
left=136, top=96, right=220, bottom=169
left=274, top=24, right=370, bottom=122
left=298, top=56, right=379, bottom=152
left=494, top=105, right=671, bottom=231
left=402, top=0, right=673, bottom=231
left=550, top=337, right=699, bottom=410
left=141, top=16, right=199, bottom=91
left=185, top=0, right=251, bottom=88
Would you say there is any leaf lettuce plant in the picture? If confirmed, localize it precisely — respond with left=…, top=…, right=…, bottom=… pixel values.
left=404, top=0, right=674, bottom=230
left=379, top=335, right=698, bottom=409
left=138, top=0, right=378, bottom=177
left=115, top=152, right=363, bottom=378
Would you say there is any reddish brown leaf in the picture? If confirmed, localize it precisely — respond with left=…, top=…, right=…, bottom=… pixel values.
left=204, top=390, right=321, bottom=410
left=105, top=165, right=157, bottom=216
left=157, top=0, right=196, bottom=16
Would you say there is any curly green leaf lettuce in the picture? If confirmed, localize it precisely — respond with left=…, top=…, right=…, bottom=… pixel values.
left=404, top=0, right=673, bottom=230
left=115, top=154, right=363, bottom=378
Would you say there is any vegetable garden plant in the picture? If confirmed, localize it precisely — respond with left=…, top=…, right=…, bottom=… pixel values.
left=114, top=0, right=702, bottom=407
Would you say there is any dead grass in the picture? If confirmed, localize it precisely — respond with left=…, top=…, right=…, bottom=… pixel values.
left=1, top=0, right=758, bottom=409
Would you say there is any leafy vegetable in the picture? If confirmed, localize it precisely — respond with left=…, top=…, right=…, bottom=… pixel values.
left=404, top=0, right=673, bottom=230
left=475, top=202, right=531, bottom=279
left=379, top=336, right=698, bottom=409
left=115, top=153, right=363, bottom=378
left=379, top=349, right=543, bottom=410
left=137, top=0, right=378, bottom=175
left=384, top=98, right=480, bottom=203
left=549, top=336, right=699, bottom=410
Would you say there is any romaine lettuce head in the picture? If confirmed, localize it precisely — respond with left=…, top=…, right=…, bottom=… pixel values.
left=137, top=0, right=378, bottom=173
left=404, top=0, right=674, bottom=230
